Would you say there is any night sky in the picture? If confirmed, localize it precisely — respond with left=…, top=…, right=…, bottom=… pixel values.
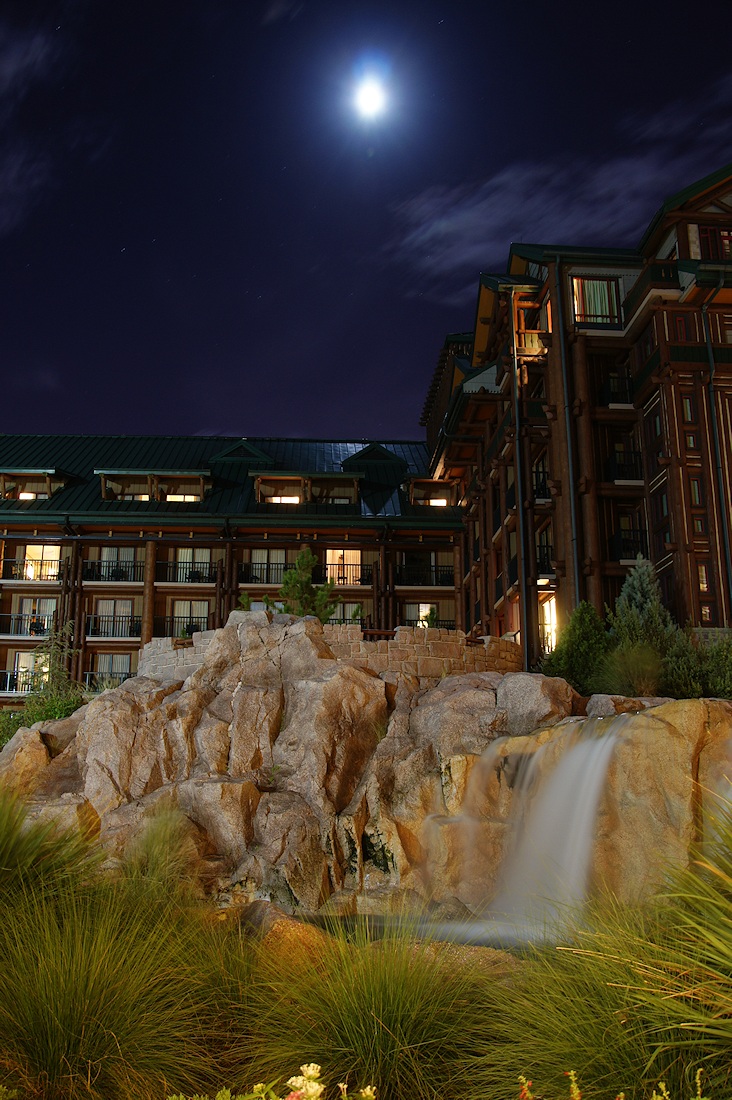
left=2, top=0, right=731, bottom=440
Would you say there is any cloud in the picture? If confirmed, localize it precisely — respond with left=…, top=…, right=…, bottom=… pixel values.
left=386, top=78, right=732, bottom=307
left=0, top=16, right=75, bottom=237
left=261, top=1, right=304, bottom=26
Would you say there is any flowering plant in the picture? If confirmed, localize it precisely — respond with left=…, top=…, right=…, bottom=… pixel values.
left=167, top=1063, right=376, bottom=1100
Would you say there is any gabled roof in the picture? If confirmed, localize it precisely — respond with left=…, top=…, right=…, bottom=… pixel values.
left=640, top=163, right=732, bottom=252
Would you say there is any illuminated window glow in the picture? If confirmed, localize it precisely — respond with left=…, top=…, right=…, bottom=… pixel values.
left=270, top=495, right=300, bottom=504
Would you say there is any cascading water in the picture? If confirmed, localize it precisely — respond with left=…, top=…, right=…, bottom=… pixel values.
left=427, top=713, right=633, bottom=945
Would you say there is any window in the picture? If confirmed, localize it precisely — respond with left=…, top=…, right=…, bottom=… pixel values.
left=93, top=653, right=132, bottom=688
left=18, top=597, right=56, bottom=636
left=14, top=651, right=47, bottom=692
left=172, top=600, right=209, bottom=636
left=411, top=480, right=453, bottom=507
left=699, top=225, right=732, bottom=261
left=693, top=516, right=707, bottom=535
left=403, top=602, right=437, bottom=627
left=672, top=313, right=693, bottom=342
left=572, top=277, right=621, bottom=324
left=326, top=548, right=362, bottom=585
left=690, top=477, right=704, bottom=506
left=698, top=563, right=711, bottom=594
left=257, top=478, right=302, bottom=504
left=92, top=599, right=136, bottom=637
left=681, top=395, right=697, bottom=423
left=686, top=432, right=699, bottom=451
left=21, top=544, right=61, bottom=581
left=176, top=547, right=212, bottom=583
left=247, top=548, right=286, bottom=584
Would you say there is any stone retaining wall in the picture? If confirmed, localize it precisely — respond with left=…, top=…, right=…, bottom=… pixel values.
left=137, top=618, right=522, bottom=682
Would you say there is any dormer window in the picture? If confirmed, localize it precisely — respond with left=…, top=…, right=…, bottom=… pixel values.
left=96, top=469, right=209, bottom=502
left=0, top=469, right=66, bottom=500
left=410, top=480, right=454, bottom=507
left=256, top=477, right=303, bottom=505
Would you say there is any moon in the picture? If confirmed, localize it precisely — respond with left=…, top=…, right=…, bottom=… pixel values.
left=354, top=77, right=387, bottom=119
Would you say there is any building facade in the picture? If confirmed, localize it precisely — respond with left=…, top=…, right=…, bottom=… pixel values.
left=0, top=436, right=463, bottom=702
left=422, top=164, right=732, bottom=666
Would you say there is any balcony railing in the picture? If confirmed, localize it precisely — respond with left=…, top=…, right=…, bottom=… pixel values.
left=599, top=376, right=633, bottom=405
left=1, top=558, right=62, bottom=582
left=609, top=529, right=648, bottom=561
left=0, top=670, right=35, bottom=693
left=606, top=452, right=643, bottom=482
left=156, top=562, right=218, bottom=584
left=82, top=560, right=145, bottom=582
left=532, top=472, right=550, bottom=499
left=325, top=563, right=374, bottom=586
left=402, top=618, right=456, bottom=630
left=154, top=615, right=210, bottom=638
left=0, top=613, right=53, bottom=637
left=394, top=565, right=453, bottom=586
left=536, top=544, right=555, bottom=574
left=622, top=261, right=680, bottom=321
left=516, top=329, right=548, bottom=353
left=85, top=615, right=142, bottom=638
left=82, top=671, right=133, bottom=692
left=239, top=562, right=287, bottom=585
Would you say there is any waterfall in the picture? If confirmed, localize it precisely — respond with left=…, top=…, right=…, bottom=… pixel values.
left=429, top=714, right=630, bottom=946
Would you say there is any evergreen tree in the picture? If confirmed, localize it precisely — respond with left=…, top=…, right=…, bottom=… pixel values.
left=607, top=555, right=677, bottom=656
left=542, top=601, right=609, bottom=695
left=262, top=548, right=340, bottom=624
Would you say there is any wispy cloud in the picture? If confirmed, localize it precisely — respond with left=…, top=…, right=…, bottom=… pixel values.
left=261, top=0, right=305, bottom=26
left=387, top=79, right=732, bottom=307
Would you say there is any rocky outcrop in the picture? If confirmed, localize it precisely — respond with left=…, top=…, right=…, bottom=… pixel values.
left=1, top=610, right=730, bottom=918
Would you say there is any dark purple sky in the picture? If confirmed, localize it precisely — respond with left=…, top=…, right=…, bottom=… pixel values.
left=2, top=0, right=731, bottom=439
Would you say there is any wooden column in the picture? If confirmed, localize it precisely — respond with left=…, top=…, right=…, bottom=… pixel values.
left=571, top=334, right=603, bottom=610
left=141, top=539, right=157, bottom=645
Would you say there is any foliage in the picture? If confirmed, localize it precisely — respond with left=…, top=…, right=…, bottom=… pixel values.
left=0, top=625, right=85, bottom=748
left=167, top=1063, right=376, bottom=1100
left=242, top=920, right=494, bottom=1100
left=701, top=636, right=732, bottom=698
left=594, top=641, right=664, bottom=697
left=266, top=549, right=340, bottom=624
left=662, top=630, right=704, bottom=699
left=541, top=601, right=609, bottom=695
left=607, top=556, right=677, bottom=657
left=0, top=796, right=248, bottom=1100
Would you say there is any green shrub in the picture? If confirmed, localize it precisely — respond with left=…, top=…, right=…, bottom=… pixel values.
left=242, top=921, right=498, bottom=1100
left=662, top=631, right=705, bottom=699
left=592, top=640, right=663, bottom=696
left=542, top=601, right=609, bottom=694
left=701, top=636, right=732, bottom=698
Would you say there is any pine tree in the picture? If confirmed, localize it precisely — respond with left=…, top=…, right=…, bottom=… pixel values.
left=542, top=601, right=609, bottom=695
left=607, top=554, right=677, bottom=656
left=264, top=548, right=340, bottom=624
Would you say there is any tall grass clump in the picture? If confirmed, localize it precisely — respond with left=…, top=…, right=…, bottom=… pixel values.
left=243, top=918, right=500, bottom=1100
left=0, top=801, right=249, bottom=1100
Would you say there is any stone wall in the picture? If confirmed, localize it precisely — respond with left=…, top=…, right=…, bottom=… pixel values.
left=322, top=623, right=522, bottom=678
left=137, top=630, right=218, bottom=681
left=136, top=619, right=522, bottom=683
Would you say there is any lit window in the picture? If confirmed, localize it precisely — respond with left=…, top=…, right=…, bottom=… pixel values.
left=699, top=226, right=732, bottom=261
left=22, top=544, right=61, bottom=581
left=270, top=495, right=300, bottom=504
left=165, top=494, right=201, bottom=502
left=572, top=277, right=621, bottom=324
left=698, top=564, right=710, bottom=594
left=428, top=498, right=448, bottom=507
left=690, top=478, right=703, bottom=506
left=693, top=517, right=706, bottom=535
left=701, top=605, right=713, bottom=623
left=681, top=396, right=696, bottom=423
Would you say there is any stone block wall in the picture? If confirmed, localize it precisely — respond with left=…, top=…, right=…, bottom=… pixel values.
left=137, top=630, right=218, bottom=681
left=322, top=624, right=522, bottom=678
left=136, top=621, right=522, bottom=683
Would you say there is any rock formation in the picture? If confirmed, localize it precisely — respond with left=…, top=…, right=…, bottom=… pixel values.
left=1, top=611, right=731, bottom=917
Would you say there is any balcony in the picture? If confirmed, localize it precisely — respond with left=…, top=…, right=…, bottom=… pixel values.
left=1, top=558, right=61, bottom=582
left=85, top=615, right=142, bottom=639
left=0, top=670, right=34, bottom=694
left=605, top=452, right=643, bottom=482
left=82, top=671, right=132, bottom=692
left=154, top=615, right=211, bottom=638
left=609, top=529, right=648, bottom=562
left=622, top=261, right=680, bottom=321
left=599, top=375, right=633, bottom=405
left=494, top=574, right=504, bottom=603
left=83, top=560, right=145, bottom=582
left=156, top=562, right=218, bottom=584
left=507, top=556, right=519, bottom=588
left=326, top=564, right=374, bottom=586
left=536, top=544, right=555, bottom=575
left=532, top=471, right=550, bottom=500
left=239, top=562, right=287, bottom=585
left=0, top=613, right=53, bottom=637
left=394, top=565, right=453, bottom=587
left=516, top=330, right=549, bottom=354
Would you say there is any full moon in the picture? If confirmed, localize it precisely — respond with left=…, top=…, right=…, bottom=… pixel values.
left=354, top=77, right=387, bottom=118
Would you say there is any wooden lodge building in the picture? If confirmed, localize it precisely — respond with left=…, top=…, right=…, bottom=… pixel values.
left=421, top=164, right=732, bottom=666
left=0, top=436, right=462, bottom=700
left=2, top=164, right=732, bottom=699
